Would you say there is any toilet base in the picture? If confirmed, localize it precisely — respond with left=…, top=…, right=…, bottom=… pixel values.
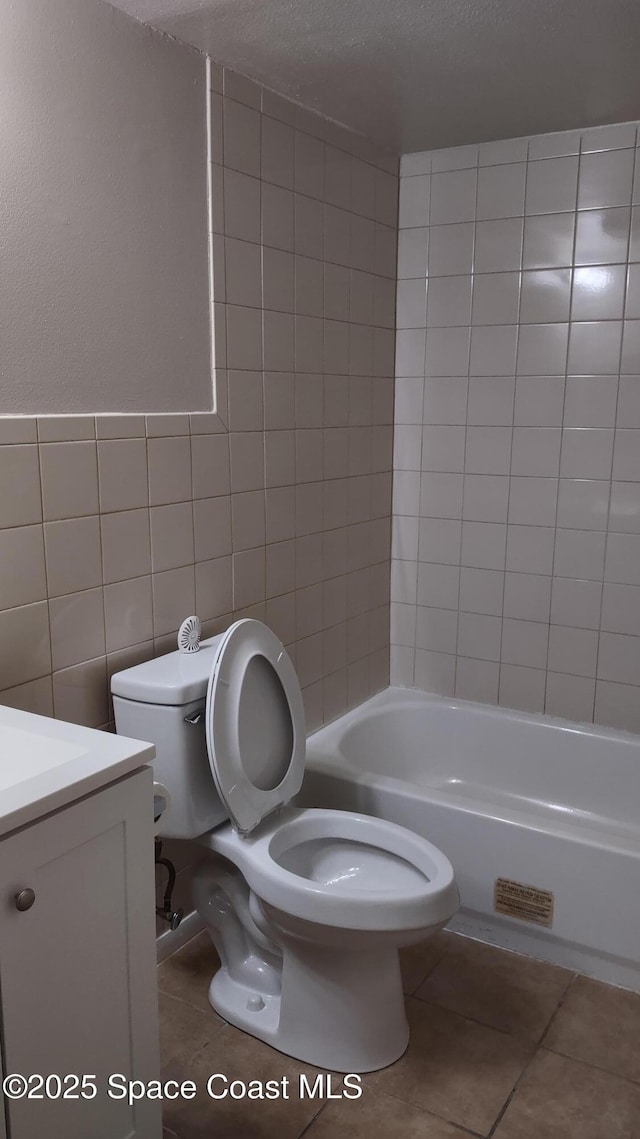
left=193, top=852, right=413, bottom=1072
left=209, top=939, right=410, bottom=1073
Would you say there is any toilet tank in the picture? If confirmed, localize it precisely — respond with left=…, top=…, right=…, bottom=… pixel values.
left=111, top=636, right=229, bottom=839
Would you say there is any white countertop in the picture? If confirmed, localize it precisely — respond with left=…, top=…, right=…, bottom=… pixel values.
left=0, top=704, right=155, bottom=837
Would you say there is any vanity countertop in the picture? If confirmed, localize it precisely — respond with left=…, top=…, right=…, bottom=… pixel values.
left=0, top=704, right=154, bottom=838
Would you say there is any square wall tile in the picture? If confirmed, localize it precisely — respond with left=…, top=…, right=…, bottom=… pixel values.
left=455, top=656, right=499, bottom=703
left=424, top=327, right=470, bottom=377
left=0, top=602, right=51, bottom=689
left=506, top=524, right=555, bottom=574
left=152, top=565, right=196, bottom=637
left=97, top=440, right=148, bottom=514
left=557, top=479, right=610, bottom=529
left=503, top=572, right=551, bottom=622
left=41, top=442, right=99, bottom=521
left=523, top=213, right=575, bottom=268
left=465, top=426, right=512, bottom=474
left=520, top=269, right=571, bottom=323
left=457, top=610, right=502, bottom=660
left=564, top=376, right=618, bottom=427
left=49, top=588, right=105, bottom=671
left=472, top=273, right=520, bottom=326
left=148, top=437, right=192, bottom=506
left=397, top=278, right=428, bottom=328
left=474, top=218, right=523, bottom=272
left=511, top=427, right=561, bottom=476
left=459, top=567, right=504, bottom=615
left=554, top=527, right=606, bottom=579
left=560, top=428, right=614, bottom=479
left=428, top=222, right=475, bottom=276
left=514, top=376, right=565, bottom=426
left=574, top=207, right=630, bottom=265
left=0, top=446, right=42, bottom=528
left=501, top=617, right=549, bottom=668
left=571, top=264, right=626, bottom=320
left=546, top=671, right=595, bottom=721
left=469, top=325, right=518, bottom=376
left=150, top=503, right=195, bottom=572
left=499, top=663, right=546, bottom=712
left=477, top=162, right=526, bottom=220
left=525, top=156, right=579, bottom=214
left=397, top=228, right=429, bottom=279
left=516, top=322, right=569, bottom=375
left=0, top=526, right=47, bottom=609
left=578, top=148, right=635, bottom=209
left=460, top=521, right=507, bottom=570
left=467, top=376, right=515, bottom=426
left=414, top=648, right=456, bottom=694
left=551, top=575, right=602, bottom=629
left=44, top=516, right=102, bottom=598
left=430, top=168, right=477, bottom=225
left=101, top=509, right=151, bottom=584
left=548, top=624, right=599, bottom=677
left=427, top=276, right=472, bottom=327
left=104, top=576, right=153, bottom=653
left=568, top=320, right=622, bottom=374
left=398, top=174, right=430, bottom=228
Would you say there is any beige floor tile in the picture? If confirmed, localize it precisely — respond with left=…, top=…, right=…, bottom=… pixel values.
left=494, top=1049, right=640, bottom=1139
left=158, top=932, right=222, bottom=1015
left=544, top=975, right=640, bottom=1083
left=416, top=935, right=572, bottom=1041
left=162, top=1022, right=328, bottom=1139
left=399, top=930, right=452, bottom=994
left=305, top=1087, right=473, bottom=1138
left=365, top=998, right=533, bottom=1136
left=159, top=991, right=220, bottom=1069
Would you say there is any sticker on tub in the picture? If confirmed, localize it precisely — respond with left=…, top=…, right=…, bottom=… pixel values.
left=494, top=878, right=554, bottom=927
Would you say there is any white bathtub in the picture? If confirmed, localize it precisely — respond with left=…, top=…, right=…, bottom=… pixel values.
left=300, top=687, right=640, bottom=990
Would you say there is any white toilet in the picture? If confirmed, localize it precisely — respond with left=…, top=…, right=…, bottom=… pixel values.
left=112, top=618, right=459, bottom=1072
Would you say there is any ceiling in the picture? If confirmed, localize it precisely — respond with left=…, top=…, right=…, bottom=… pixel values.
left=107, top=0, right=640, bottom=153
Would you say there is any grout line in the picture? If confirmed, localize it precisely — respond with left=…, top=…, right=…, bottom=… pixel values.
left=591, top=150, right=635, bottom=716
left=540, top=144, right=580, bottom=718
left=453, top=150, right=480, bottom=698
left=495, top=143, right=527, bottom=709
left=537, top=970, right=578, bottom=1047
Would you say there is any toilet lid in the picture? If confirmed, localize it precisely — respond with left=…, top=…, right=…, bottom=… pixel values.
left=205, top=619, right=306, bottom=834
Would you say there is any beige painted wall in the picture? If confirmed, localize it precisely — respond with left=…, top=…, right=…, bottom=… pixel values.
left=0, top=0, right=211, bottom=414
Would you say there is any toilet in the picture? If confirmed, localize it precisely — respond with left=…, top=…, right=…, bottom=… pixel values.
left=112, top=618, right=459, bottom=1072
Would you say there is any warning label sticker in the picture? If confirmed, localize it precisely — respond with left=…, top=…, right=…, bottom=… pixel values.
left=494, top=877, right=554, bottom=927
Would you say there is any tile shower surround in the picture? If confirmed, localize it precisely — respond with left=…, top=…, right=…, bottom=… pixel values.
left=0, top=63, right=398, bottom=741
left=392, top=121, right=640, bottom=732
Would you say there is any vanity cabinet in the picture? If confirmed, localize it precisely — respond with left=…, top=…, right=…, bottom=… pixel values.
left=0, top=768, right=161, bottom=1139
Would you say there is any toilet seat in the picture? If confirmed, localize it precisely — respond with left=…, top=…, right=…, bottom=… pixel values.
left=205, top=806, right=459, bottom=933
left=205, top=620, right=306, bottom=834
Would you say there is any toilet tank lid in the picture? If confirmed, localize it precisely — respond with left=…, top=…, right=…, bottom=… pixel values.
left=110, top=635, right=224, bottom=706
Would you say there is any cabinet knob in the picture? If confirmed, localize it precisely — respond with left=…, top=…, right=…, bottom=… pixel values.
left=15, top=888, right=36, bottom=912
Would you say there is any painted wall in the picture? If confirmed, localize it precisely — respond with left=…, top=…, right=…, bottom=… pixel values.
left=392, top=121, right=640, bottom=732
left=0, top=0, right=211, bottom=413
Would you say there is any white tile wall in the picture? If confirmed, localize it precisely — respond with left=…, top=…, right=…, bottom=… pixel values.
left=0, top=63, right=397, bottom=734
left=393, top=120, right=640, bottom=732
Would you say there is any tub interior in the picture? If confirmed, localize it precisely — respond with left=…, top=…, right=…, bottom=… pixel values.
left=306, top=690, right=640, bottom=842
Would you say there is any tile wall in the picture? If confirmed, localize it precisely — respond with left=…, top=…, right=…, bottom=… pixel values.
left=392, top=120, right=640, bottom=732
left=0, top=63, right=398, bottom=737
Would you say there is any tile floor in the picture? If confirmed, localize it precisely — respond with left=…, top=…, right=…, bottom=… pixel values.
left=157, top=929, right=640, bottom=1138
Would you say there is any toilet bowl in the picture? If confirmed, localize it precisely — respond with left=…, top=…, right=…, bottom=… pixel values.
left=112, top=618, right=459, bottom=1072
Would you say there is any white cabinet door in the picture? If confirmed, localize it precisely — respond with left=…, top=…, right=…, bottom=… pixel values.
left=0, top=770, right=161, bottom=1139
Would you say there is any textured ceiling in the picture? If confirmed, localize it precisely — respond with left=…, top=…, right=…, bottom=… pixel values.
left=106, top=0, right=640, bottom=152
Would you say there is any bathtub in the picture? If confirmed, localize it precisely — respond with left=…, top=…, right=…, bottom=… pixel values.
left=299, top=687, right=640, bottom=990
